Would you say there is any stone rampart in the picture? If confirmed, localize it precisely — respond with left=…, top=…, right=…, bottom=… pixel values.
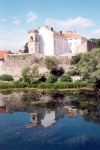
left=0, top=54, right=71, bottom=80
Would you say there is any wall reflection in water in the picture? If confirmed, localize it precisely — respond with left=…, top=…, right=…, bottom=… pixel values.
left=0, top=90, right=100, bottom=127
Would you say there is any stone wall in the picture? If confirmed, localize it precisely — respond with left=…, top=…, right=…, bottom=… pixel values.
left=76, top=40, right=94, bottom=54
left=0, top=54, right=71, bottom=80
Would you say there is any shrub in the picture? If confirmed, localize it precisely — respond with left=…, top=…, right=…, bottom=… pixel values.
left=38, top=83, right=54, bottom=89
left=39, top=75, right=46, bottom=82
left=71, top=54, right=81, bottom=64
left=60, top=74, right=72, bottom=82
left=46, top=74, right=57, bottom=83
left=0, top=74, right=14, bottom=81
left=51, top=67, right=64, bottom=77
left=44, top=56, right=58, bottom=70
left=67, top=69, right=79, bottom=76
left=21, top=65, right=39, bottom=83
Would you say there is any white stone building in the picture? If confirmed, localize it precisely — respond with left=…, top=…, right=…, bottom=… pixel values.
left=28, top=26, right=94, bottom=56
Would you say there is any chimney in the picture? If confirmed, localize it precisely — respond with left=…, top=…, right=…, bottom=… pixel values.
left=51, top=27, right=53, bottom=31
left=60, top=31, right=62, bottom=34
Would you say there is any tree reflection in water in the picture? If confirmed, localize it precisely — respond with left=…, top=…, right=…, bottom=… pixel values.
left=0, top=90, right=100, bottom=127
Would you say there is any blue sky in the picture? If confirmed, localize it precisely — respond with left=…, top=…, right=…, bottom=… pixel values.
left=0, top=0, right=100, bottom=52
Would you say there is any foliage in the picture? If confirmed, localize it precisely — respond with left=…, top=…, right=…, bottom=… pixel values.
left=44, top=56, right=58, bottom=70
left=21, top=65, right=39, bottom=83
left=90, top=38, right=100, bottom=48
left=60, top=74, right=72, bottom=82
left=0, top=81, right=27, bottom=89
left=24, top=42, right=29, bottom=53
left=46, top=74, right=57, bottom=83
left=38, top=81, right=89, bottom=89
left=76, top=48, right=100, bottom=83
left=51, top=67, right=64, bottom=77
left=71, top=54, right=81, bottom=64
left=0, top=80, right=89, bottom=89
left=0, top=74, right=14, bottom=81
left=67, top=69, right=79, bottom=76
left=39, top=75, right=46, bottom=82
left=21, top=66, right=31, bottom=83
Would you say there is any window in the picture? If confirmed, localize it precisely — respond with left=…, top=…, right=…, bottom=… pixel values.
left=30, top=36, right=33, bottom=42
left=35, top=37, right=38, bottom=42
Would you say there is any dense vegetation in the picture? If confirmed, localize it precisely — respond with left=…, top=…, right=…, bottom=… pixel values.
left=0, top=48, right=99, bottom=91
left=70, top=48, right=100, bottom=90
left=0, top=74, right=14, bottom=81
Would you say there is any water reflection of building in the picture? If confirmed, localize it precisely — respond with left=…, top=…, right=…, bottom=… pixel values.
left=0, top=106, right=10, bottom=114
left=30, top=105, right=79, bottom=128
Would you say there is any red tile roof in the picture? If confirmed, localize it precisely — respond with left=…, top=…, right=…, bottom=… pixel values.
left=0, top=50, right=12, bottom=60
left=44, top=26, right=84, bottom=39
left=64, top=31, right=81, bottom=39
left=44, top=26, right=66, bottom=38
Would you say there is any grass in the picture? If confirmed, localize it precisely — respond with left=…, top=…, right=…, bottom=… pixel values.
left=0, top=80, right=94, bottom=93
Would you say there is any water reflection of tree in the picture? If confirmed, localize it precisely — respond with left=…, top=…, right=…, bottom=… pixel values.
left=21, top=91, right=42, bottom=102
left=81, top=103, right=100, bottom=124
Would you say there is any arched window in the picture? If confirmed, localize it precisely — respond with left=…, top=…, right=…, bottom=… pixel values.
left=30, top=36, right=33, bottom=42
left=35, top=37, right=38, bottom=42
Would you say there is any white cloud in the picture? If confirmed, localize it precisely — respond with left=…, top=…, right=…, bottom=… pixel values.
left=44, top=16, right=95, bottom=30
left=26, top=11, right=37, bottom=23
left=92, top=28, right=100, bottom=38
left=12, top=19, right=21, bottom=25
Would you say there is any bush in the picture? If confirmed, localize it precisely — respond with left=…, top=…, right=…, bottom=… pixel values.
left=38, top=83, right=54, bottom=89
left=46, top=74, right=57, bottom=83
left=71, top=54, right=81, bottom=64
left=67, top=69, right=79, bottom=76
left=44, top=56, right=58, bottom=70
left=0, top=74, right=14, bottom=81
left=60, top=74, right=72, bottom=82
left=39, top=75, right=46, bottom=82
left=51, top=67, right=64, bottom=77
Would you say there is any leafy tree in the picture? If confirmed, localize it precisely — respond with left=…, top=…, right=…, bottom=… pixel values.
left=24, top=42, right=29, bottom=53
left=90, top=38, right=100, bottom=48
left=46, top=74, right=57, bottom=83
left=21, top=66, right=31, bottom=83
left=60, top=74, right=72, bottom=82
left=51, top=67, right=64, bottom=77
left=71, top=54, right=81, bottom=64
left=44, top=56, right=58, bottom=70
left=76, top=48, right=100, bottom=83
left=21, top=65, right=39, bottom=83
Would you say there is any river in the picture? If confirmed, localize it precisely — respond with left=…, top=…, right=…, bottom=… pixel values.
left=0, top=90, right=100, bottom=150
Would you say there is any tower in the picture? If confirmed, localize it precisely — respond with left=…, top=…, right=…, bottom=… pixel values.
left=27, top=30, right=39, bottom=54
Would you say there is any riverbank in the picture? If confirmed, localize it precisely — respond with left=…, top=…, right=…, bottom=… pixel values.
left=0, top=87, right=95, bottom=93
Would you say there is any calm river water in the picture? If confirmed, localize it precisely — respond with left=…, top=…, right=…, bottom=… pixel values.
left=0, top=90, right=100, bottom=150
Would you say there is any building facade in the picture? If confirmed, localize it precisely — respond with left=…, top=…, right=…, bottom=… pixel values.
left=28, top=26, right=94, bottom=56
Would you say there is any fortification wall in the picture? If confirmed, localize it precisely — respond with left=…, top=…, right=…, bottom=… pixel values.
left=0, top=54, right=71, bottom=80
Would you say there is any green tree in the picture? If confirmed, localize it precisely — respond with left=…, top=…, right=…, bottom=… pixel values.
left=21, top=66, right=31, bottom=83
left=44, top=56, right=58, bottom=70
left=31, top=66, right=39, bottom=83
left=21, top=65, right=39, bottom=83
left=71, top=54, right=81, bottom=64
left=46, top=74, right=57, bottom=83
left=60, top=74, right=72, bottom=82
left=24, top=42, right=29, bottom=53
left=76, top=48, right=100, bottom=83
left=90, top=38, right=100, bottom=48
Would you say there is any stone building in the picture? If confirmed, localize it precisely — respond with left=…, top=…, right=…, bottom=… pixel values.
left=28, top=26, right=94, bottom=56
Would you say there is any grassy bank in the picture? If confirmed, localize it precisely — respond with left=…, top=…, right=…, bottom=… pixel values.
left=0, top=81, right=93, bottom=90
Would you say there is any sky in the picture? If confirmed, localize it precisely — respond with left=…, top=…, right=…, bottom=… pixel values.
left=0, top=0, right=100, bottom=52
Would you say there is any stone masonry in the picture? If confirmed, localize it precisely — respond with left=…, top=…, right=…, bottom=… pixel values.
left=0, top=54, right=71, bottom=80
